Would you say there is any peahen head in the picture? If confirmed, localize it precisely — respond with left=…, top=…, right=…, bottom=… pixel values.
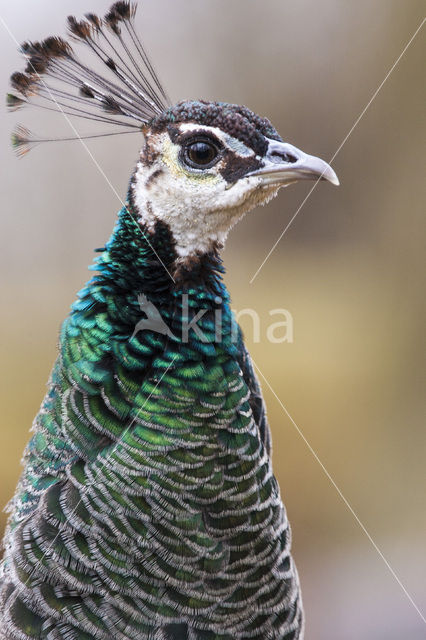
left=8, top=1, right=338, bottom=261
left=133, top=100, right=338, bottom=257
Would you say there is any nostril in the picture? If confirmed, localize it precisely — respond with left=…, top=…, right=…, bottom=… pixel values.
left=270, top=151, right=298, bottom=164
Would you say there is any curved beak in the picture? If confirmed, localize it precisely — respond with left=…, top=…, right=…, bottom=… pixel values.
left=248, top=138, right=339, bottom=187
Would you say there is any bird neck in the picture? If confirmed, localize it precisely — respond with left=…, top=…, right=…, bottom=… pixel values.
left=75, top=199, right=236, bottom=353
left=98, top=196, right=227, bottom=293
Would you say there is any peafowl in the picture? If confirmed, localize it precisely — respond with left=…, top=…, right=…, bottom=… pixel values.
left=0, top=2, right=338, bottom=638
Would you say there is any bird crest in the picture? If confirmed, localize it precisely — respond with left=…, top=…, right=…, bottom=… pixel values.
left=7, top=1, right=169, bottom=155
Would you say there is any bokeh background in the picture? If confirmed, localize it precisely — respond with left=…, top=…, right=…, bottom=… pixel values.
left=0, top=1, right=425, bottom=638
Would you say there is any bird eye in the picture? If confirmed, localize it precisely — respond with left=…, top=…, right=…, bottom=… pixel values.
left=182, top=140, right=220, bottom=170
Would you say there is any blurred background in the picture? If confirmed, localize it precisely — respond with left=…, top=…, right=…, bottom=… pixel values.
left=0, top=1, right=425, bottom=638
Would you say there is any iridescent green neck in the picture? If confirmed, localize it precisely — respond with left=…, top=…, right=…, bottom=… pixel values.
left=70, top=199, right=236, bottom=359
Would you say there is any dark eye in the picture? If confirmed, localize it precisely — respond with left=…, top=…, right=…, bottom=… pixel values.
left=183, top=140, right=220, bottom=169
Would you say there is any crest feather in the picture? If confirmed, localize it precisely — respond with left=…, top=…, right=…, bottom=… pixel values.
left=7, top=1, right=169, bottom=154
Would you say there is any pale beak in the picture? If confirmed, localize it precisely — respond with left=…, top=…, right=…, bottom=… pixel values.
left=248, top=138, right=339, bottom=186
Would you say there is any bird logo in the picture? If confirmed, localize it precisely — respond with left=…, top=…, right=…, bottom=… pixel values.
left=131, top=293, right=175, bottom=339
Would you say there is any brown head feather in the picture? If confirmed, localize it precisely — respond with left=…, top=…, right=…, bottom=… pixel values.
left=10, top=72, right=35, bottom=96
left=42, top=36, right=72, bottom=58
left=104, top=11, right=121, bottom=35
left=20, top=41, right=44, bottom=57
left=110, top=2, right=134, bottom=21
left=67, top=16, right=93, bottom=42
left=25, top=56, right=48, bottom=75
left=85, top=13, right=103, bottom=31
left=6, top=93, right=26, bottom=111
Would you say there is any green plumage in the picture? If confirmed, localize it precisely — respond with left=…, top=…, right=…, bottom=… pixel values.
left=0, top=203, right=302, bottom=638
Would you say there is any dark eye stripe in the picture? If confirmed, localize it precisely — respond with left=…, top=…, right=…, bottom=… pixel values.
left=219, top=154, right=263, bottom=185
